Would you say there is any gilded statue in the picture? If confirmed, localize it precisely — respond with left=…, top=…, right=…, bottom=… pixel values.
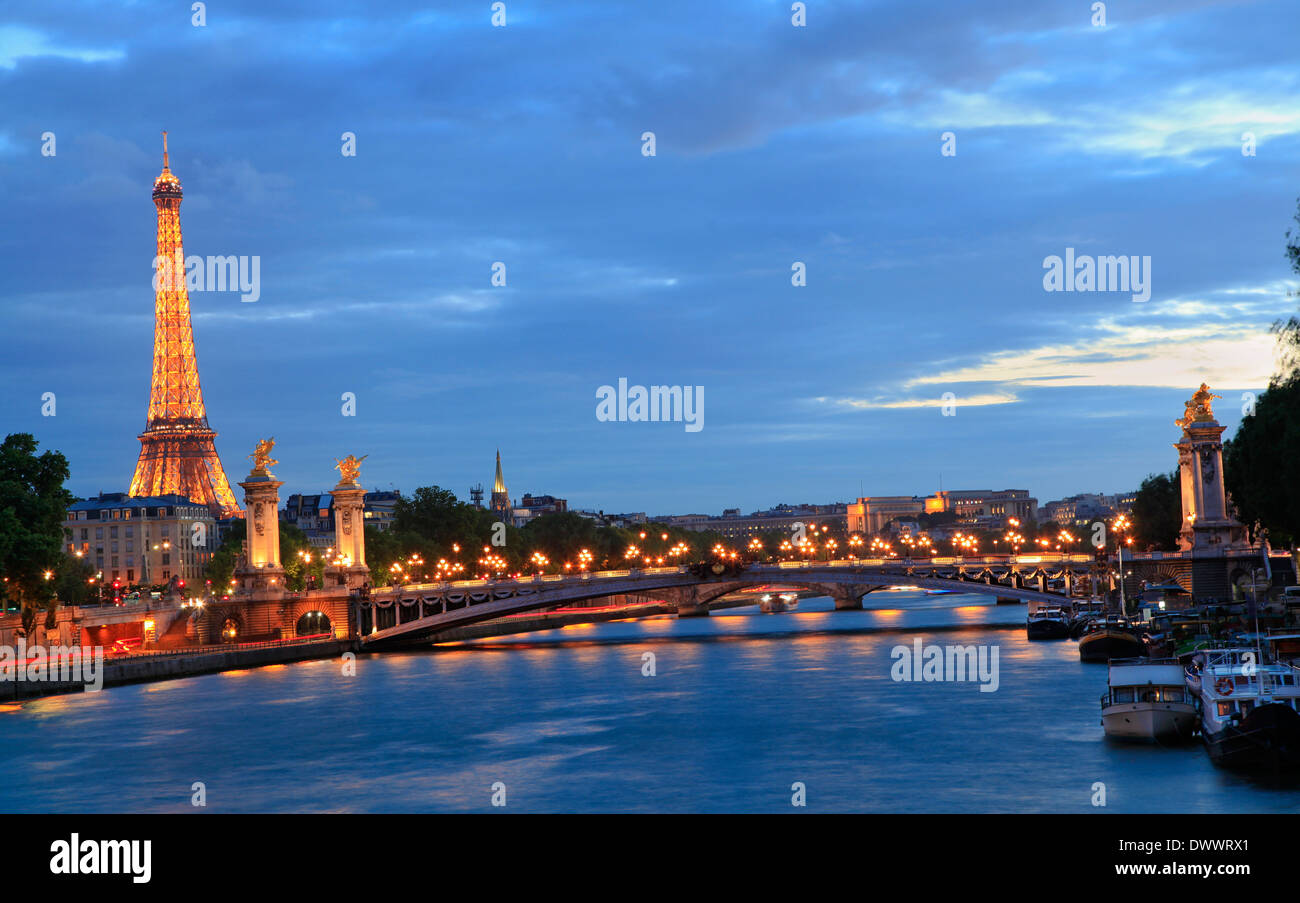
left=1175, top=383, right=1221, bottom=429
left=334, top=453, right=368, bottom=485
left=248, top=437, right=278, bottom=475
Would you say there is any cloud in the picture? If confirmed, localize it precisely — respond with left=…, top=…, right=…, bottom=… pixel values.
left=0, top=25, right=124, bottom=69
left=820, top=392, right=1020, bottom=410
left=905, top=286, right=1291, bottom=391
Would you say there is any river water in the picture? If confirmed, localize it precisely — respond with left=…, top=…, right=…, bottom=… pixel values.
left=2, top=591, right=1299, bottom=813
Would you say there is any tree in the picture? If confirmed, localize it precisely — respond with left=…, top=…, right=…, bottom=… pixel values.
left=1130, top=471, right=1181, bottom=551
left=1224, top=377, right=1300, bottom=546
left=393, top=486, right=482, bottom=548
left=1221, top=197, right=1300, bottom=545
left=204, top=519, right=246, bottom=594
left=0, top=434, right=75, bottom=626
left=278, top=523, right=324, bottom=591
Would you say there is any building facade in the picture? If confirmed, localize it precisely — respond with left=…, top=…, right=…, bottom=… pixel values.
left=63, top=492, right=218, bottom=587
left=662, top=504, right=848, bottom=540
left=282, top=490, right=401, bottom=548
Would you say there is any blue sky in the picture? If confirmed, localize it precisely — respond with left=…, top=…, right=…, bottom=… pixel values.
left=2, top=0, right=1299, bottom=515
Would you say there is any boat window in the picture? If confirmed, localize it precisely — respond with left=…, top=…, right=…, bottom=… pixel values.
left=1234, top=675, right=1250, bottom=687
left=1239, top=700, right=1254, bottom=715
left=1113, top=688, right=1135, bottom=703
left=1217, top=702, right=1234, bottom=717
left=1157, top=687, right=1185, bottom=702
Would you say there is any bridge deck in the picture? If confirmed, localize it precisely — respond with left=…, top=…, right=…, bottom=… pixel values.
left=357, top=556, right=1092, bottom=646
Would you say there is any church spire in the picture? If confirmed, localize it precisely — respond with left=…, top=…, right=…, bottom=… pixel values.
left=490, top=449, right=510, bottom=517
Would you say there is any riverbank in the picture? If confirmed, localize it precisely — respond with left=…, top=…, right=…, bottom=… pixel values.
left=1, top=637, right=350, bottom=702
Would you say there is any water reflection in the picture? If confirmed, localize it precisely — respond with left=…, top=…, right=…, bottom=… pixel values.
left=1, top=592, right=1299, bottom=813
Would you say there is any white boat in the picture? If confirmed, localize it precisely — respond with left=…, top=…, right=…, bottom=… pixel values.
left=1100, top=658, right=1196, bottom=742
left=1186, top=647, right=1300, bottom=770
left=759, top=592, right=799, bottom=613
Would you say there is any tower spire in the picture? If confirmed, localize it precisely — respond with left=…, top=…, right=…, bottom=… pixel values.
left=129, top=134, right=241, bottom=518
left=490, top=449, right=510, bottom=517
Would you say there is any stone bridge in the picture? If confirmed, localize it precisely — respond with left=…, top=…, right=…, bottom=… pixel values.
left=356, top=554, right=1095, bottom=648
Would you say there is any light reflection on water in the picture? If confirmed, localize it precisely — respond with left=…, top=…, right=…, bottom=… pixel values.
left=1, top=592, right=1299, bottom=813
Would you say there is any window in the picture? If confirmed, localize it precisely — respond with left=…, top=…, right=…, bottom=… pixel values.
left=125, top=527, right=134, bottom=538
left=110, top=526, right=118, bottom=539
left=1114, top=688, right=1135, bottom=703
left=80, top=528, right=88, bottom=541
left=95, top=527, right=103, bottom=540
left=127, top=569, right=134, bottom=583
left=1218, top=702, right=1234, bottom=717
left=162, top=554, right=170, bottom=565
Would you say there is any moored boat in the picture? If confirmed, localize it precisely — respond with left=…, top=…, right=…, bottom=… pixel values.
left=1068, top=600, right=1106, bottom=638
left=1187, top=648, right=1300, bottom=771
left=1027, top=607, right=1070, bottom=640
left=758, top=592, right=799, bottom=613
left=1100, top=658, right=1197, bottom=742
left=1079, top=615, right=1145, bottom=662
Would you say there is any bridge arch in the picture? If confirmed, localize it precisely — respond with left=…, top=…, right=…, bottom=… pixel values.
left=357, top=561, right=1088, bottom=647
left=295, top=609, right=332, bottom=637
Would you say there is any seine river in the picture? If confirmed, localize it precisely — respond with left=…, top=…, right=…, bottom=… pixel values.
left=3, top=591, right=1300, bottom=813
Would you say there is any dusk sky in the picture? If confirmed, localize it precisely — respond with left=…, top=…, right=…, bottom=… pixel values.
left=3, top=0, right=1299, bottom=515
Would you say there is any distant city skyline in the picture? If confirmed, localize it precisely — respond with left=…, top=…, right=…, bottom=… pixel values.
left=3, top=1, right=1298, bottom=513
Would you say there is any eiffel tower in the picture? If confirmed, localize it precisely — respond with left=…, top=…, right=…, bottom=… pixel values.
left=128, top=133, right=241, bottom=518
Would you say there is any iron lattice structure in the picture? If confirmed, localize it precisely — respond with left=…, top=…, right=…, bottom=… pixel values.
left=128, top=134, right=241, bottom=518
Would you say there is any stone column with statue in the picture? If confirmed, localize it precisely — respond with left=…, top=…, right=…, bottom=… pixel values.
left=1173, top=384, right=1248, bottom=552
left=235, top=438, right=287, bottom=595
left=327, top=454, right=371, bottom=589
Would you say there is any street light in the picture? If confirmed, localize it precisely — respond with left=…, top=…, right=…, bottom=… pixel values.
left=1112, top=515, right=1132, bottom=614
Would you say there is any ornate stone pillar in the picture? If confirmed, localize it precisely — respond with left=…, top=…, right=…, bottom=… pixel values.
left=327, top=454, right=371, bottom=590
left=1173, top=384, right=1248, bottom=552
left=235, top=438, right=285, bottom=596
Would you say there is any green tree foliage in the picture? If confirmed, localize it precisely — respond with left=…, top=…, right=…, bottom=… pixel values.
left=204, top=519, right=245, bottom=594
left=279, top=522, right=324, bottom=591
left=0, top=434, right=75, bottom=622
left=1222, top=198, right=1300, bottom=546
left=393, top=486, right=483, bottom=548
left=1225, top=376, right=1300, bottom=546
left=1130, top=471, right=1182, bottom=551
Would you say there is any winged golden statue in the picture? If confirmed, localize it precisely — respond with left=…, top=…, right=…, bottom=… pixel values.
left=334, top=453, right=368, bottom=485
left=248, top=437, right=278, bottom=475
left=1175, top=383, right=1222, bottom=429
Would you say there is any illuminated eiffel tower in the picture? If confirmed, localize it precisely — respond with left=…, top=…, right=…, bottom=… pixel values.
left=128, top=133, right=241, bottom=518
